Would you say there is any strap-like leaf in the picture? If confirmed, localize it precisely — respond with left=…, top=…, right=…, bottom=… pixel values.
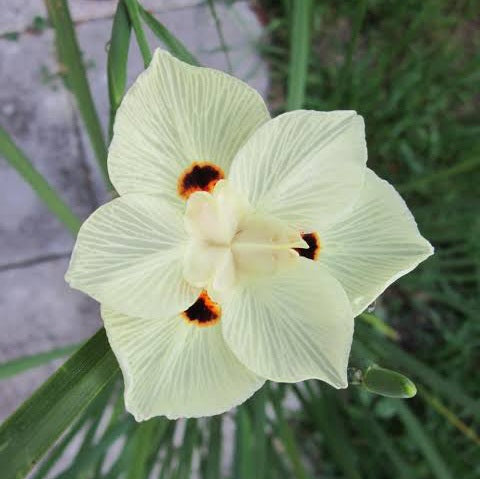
left=0, top=126, right=82, bottom=236
left=0, top=329, right=119, bottom=479
left=45, top=0, right=109, bottom=186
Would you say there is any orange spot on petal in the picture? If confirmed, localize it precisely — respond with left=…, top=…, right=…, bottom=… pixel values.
left=177, top=162, right=224, bottom=199
left=181, top=290, right=221, bottom=327
left=295, top=232, right=320, bottom=260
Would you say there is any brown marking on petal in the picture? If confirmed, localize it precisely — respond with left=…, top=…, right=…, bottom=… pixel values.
left=294, top=232, right=320, bottom=260
left=182, top=290, right=221, bottom=327
left=177, top=162, right=224, bottom=199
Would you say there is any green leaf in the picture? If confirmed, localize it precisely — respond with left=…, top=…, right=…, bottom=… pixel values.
left=396, top=402, right=454, bottom=479
left=138, top=5, right=200, bottom=66
left=0, top=126, right=82, bottom=236
left=0, top=329, right=119, bottom=479
left=45, top=0, right=109, bottom=187
left=108, top=0, right=132, bottom=140
left=126, top=419, right=162, bottom=479
left=253, top=387, right=267, bottom=479
left=0, top=343, right=80, bottom=380
left=295, top=383, right=361, bottom=479
left=269, top=385, right=309, bottom=479
left=233, top=407, right=254, bottom=479
left=365, top=416, right=414, bottom=479
left=204, top=416, right=222, bottom=479
left=207, top=0, right=232, bottom=73
left=174, top=418, right=198, bottom=479
left=124, top=0, right=152, bottom=67
left=286, top=0, right=313, bottom=111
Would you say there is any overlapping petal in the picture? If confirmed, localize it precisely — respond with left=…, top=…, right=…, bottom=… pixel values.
left=229, top=110, right=367, bottom=231
left=108, top=49, right=270, bottom=207
left=102, top=307, right=264, bottom=420
left=66, top=195, right=199, bottom=319
left=320, top=169, right=434, bottom=316
left=221, top=260, right=354, bottom=387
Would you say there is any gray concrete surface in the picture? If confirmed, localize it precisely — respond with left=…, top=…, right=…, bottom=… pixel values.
left=0, top=0, right=268, bottom=422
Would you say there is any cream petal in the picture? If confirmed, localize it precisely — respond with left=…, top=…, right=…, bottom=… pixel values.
left=102, top=307, right=264, bottom=420
left=221, top=260, right=354, bottom=387
left=320, top=169, right=434, bottom=316
left=108, top=49, right=270, bottom=205
left=229, top=110, right=367, bottom=231
left=66, top=195, right=199, bottom=319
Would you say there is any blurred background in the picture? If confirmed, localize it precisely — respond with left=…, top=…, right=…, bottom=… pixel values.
left=0, top=0, right=479, bottom=478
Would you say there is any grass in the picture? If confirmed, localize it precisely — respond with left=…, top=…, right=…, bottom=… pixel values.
left=260, top=0, right=480, bottom=477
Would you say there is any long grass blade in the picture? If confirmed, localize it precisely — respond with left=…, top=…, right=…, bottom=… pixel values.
left=396, top=402, right=454, bottom=479
left=124, top=0, right=152, bottom=67
left=138, top=5, right=200, bottom=66
left=45, top=0, right=109, bottom=186
left=233, top=407, right=254, bottom=479
left=0, top=343, right=80, bottom=380
left=0, top=127, right=82, bottom=236
left=207, top=0, right=232, bottom=73
left=0, top=329, right=119, bottom=479
left=253, top=387, right=267, bottom=479
left=108, top=0, right=132, bottom=140
left=286, top=0, right=313, bottom=111
left=204, top=416, right=222, bottom=479
left=297, top=383, right=362, bottom=479
left=269, top=385, right=309, bottom=479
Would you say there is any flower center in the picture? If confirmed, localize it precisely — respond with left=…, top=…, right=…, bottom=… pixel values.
left=183, top=180, right=308, bottom=301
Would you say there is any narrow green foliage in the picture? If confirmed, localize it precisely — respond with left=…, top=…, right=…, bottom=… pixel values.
left=126, top=419, right=162, bottom=479
left=396, top=402, right=454, bottom=479
left=204, top=416, right=222, bottom=479
left=45, top=0, right=109, bottom=185
left=108, top=0, right=132, bottom=140
left=0, top=329, right=119, bottom=479
left=366, top=417, right=415, bottom=479
left=286, top=0, right=313, bottom=110
left=233, top=407, right=255, bottom=479
left=0, top=343, right=80, bottom=380
left=253, top=387, right=268, bottom=479
left=174, top=419, right=199, bottom=479
left=207, top=0, right=233, bottom=73
left=0, top=127, right=82, bottom=236
left=138, top=5, right=200, bottom=66
left=297, top=383, right=362, bottom=479
left=124, top=0, right=152, bottom=67
left=269, top=386, right=309, bottom=479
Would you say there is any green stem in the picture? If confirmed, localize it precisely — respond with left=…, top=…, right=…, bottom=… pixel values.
left=124, top=0, right=152, bottom=67
left=0, top=126, right=82, bottom=236
left=138, top=5, right=200, bottom=66
left=207, top=0, right=233, bottom=73
left=286, top=0, right=313, bottom=111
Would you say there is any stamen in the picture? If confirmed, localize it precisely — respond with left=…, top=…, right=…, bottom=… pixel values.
left=178, top=162, right=224, bottom=199
left=181, top=290, right=221, bottom=327
left=295, top=232, right=320, bottom=260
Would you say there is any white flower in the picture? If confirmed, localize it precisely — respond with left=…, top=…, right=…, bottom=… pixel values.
left=65, top=49, right=433, bottom=420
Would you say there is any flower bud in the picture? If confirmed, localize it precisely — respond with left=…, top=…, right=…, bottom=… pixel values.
left=362, top=364, right=417, bottom=399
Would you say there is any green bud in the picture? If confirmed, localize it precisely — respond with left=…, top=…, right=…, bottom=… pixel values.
left=362, top=364, right=417, bottom=399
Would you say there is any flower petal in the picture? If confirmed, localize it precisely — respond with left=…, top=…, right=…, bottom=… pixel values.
left=229, top=110, right=367, bottom=231
left=66, top=195, right=199, bottom=319
left=102, top=307, right=264, bottom=420
left=221, top=260, right=354, bottom=387
left=320, top=169, right=434, bottom=316
left=108, top=49, right=270, bottom=205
